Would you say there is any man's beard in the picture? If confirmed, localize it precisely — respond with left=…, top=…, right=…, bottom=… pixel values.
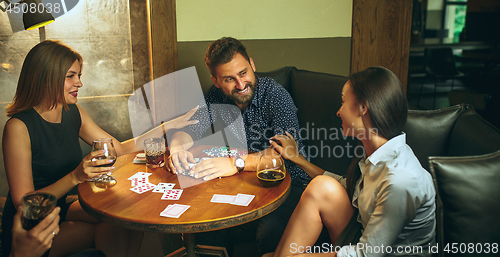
left=226, top=80, right=256, bottom=105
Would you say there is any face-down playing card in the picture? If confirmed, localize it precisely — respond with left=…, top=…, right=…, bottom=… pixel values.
left=210, top=194, right=237, bottom=204
left=160, top=204, right=190, bottom=218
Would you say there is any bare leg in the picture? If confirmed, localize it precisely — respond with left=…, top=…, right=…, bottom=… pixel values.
left=272, top=176, right=354, bottom=257
left=49, top=221, right=97, bottom=257
left=50, top=200, right=143, bottom=257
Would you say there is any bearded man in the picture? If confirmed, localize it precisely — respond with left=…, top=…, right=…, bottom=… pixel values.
left=167, top=37, right=311, bottom=255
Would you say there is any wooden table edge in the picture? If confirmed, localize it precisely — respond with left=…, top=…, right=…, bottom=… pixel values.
left=78, top=178, right=291, bottom=233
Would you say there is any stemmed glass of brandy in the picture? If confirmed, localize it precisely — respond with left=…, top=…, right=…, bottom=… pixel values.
left=91, top=138, right=117, bottom=188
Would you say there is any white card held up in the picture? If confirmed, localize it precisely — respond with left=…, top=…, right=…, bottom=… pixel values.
left=231, top=194, right=255, bottom=206
left=210, top=194, right=237, bottom=204
left=160, top=204, right=190, bottom=218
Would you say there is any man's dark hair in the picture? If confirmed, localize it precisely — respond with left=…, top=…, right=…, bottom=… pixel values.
left=205, top=37, right=251, bottom=78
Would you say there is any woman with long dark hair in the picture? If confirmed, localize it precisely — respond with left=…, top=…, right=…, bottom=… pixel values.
left=267, top=67, right=436, bottom=256
left=2, top=40, right=197, bottom=257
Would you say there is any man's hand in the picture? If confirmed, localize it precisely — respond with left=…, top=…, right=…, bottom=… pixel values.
left=166, top=149, right=196, bottom=174
left=189, top=157, right=239, bottom=181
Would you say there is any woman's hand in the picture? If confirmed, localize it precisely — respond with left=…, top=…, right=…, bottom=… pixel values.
left=270, top=132, right=301, bottom=162
left=74, top=150, right=115, bottom=183
left=164, top=105, right=200, bottom=130
left=10, top=207, right=60, bottom=257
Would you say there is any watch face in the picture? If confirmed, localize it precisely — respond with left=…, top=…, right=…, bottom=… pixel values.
left=235, top=157, right=245, bottom=168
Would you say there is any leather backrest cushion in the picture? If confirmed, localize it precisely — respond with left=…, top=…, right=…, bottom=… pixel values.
left=290, top=69, right=355, bottom=176
left=448, top=108, right=500, bottom=156
left=429, top=150, right=500, bottom=253
left=404, top=105, right=465, bottom=171
left=255, top=66, right=294, bottom=92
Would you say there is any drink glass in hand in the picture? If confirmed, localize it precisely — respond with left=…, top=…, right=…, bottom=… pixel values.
left=91, top=138, right=117, bottom=188
left=256, top=154, right=286, bottom=187
left=21, top=193, right=56, bottom=230
left=143, top=138, right=166, bottom=169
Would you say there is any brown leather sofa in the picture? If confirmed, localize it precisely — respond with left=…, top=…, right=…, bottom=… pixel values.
left=257, top=67, right=500, bottom=256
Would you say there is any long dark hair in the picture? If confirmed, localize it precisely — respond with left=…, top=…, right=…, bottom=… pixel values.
left=205, top=37, right=251, bottom=78
left=345, top=66, right=408, bottom=199
left=6, top=40, right=82, bottom=117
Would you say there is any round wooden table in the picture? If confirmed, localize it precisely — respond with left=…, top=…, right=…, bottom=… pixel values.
left=78, top=146, right=291, bottom=257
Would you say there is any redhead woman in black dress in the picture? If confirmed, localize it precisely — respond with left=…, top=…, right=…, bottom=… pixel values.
left=2, top=40, right=197, bottom=257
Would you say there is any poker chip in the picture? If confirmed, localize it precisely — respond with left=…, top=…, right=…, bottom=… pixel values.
left=202, top=147, right=222, bottom=157
left=202, top=147, right=248, bottom=158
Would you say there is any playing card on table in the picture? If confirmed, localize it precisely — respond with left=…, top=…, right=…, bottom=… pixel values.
left=153, top=183, right=175, bottom=193
left=160, top=204, right=190, bottom=218
left=128, top=172, right=152, bottom=180
left=130, top=182, right=156, bottom=194
left=232, top=194, right=255, bottom=206
left=161, top=189, right=183, bottom=200
left=210, top=194, right=237, bottom=204
left=133, top=153, right=146, bottom=164
left=130, top=176, right=149, bottom=187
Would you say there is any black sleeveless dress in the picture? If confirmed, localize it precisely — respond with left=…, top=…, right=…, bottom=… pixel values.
left=1, top=104, right=82, bottom=256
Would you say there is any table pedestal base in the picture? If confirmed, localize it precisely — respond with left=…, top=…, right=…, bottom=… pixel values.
left=165, top=233, right=229, bottom=257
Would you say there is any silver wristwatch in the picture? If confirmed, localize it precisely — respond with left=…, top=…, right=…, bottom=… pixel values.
left=234, top=156, right=245, bottom=172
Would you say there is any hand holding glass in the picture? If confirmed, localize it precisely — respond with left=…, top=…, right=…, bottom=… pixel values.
left=91, top=138, right=117, bottom=188
left=21, top=193, right=56, bottom=230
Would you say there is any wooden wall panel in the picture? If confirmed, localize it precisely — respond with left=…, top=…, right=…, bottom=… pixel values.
left=129, top=0, right=178, bottom=86
left=129, top=0, right=151, bottom=90
left=128, top=0, right=178, bottom=130
left=351, top=0, right=413, bottom=91
left=150, top=0, right=178, bottom=80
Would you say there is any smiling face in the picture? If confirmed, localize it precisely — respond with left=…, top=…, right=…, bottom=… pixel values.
left=336, top=80, right=366, bottom=138
left=63, top=60, right=83, bottom=104
left=211, top=53, right=257, bottom=110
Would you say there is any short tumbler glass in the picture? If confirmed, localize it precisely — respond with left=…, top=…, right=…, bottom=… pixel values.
left=21, top=192, right=57, bottom=230
left=143, top=138, right=166, bottom=169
